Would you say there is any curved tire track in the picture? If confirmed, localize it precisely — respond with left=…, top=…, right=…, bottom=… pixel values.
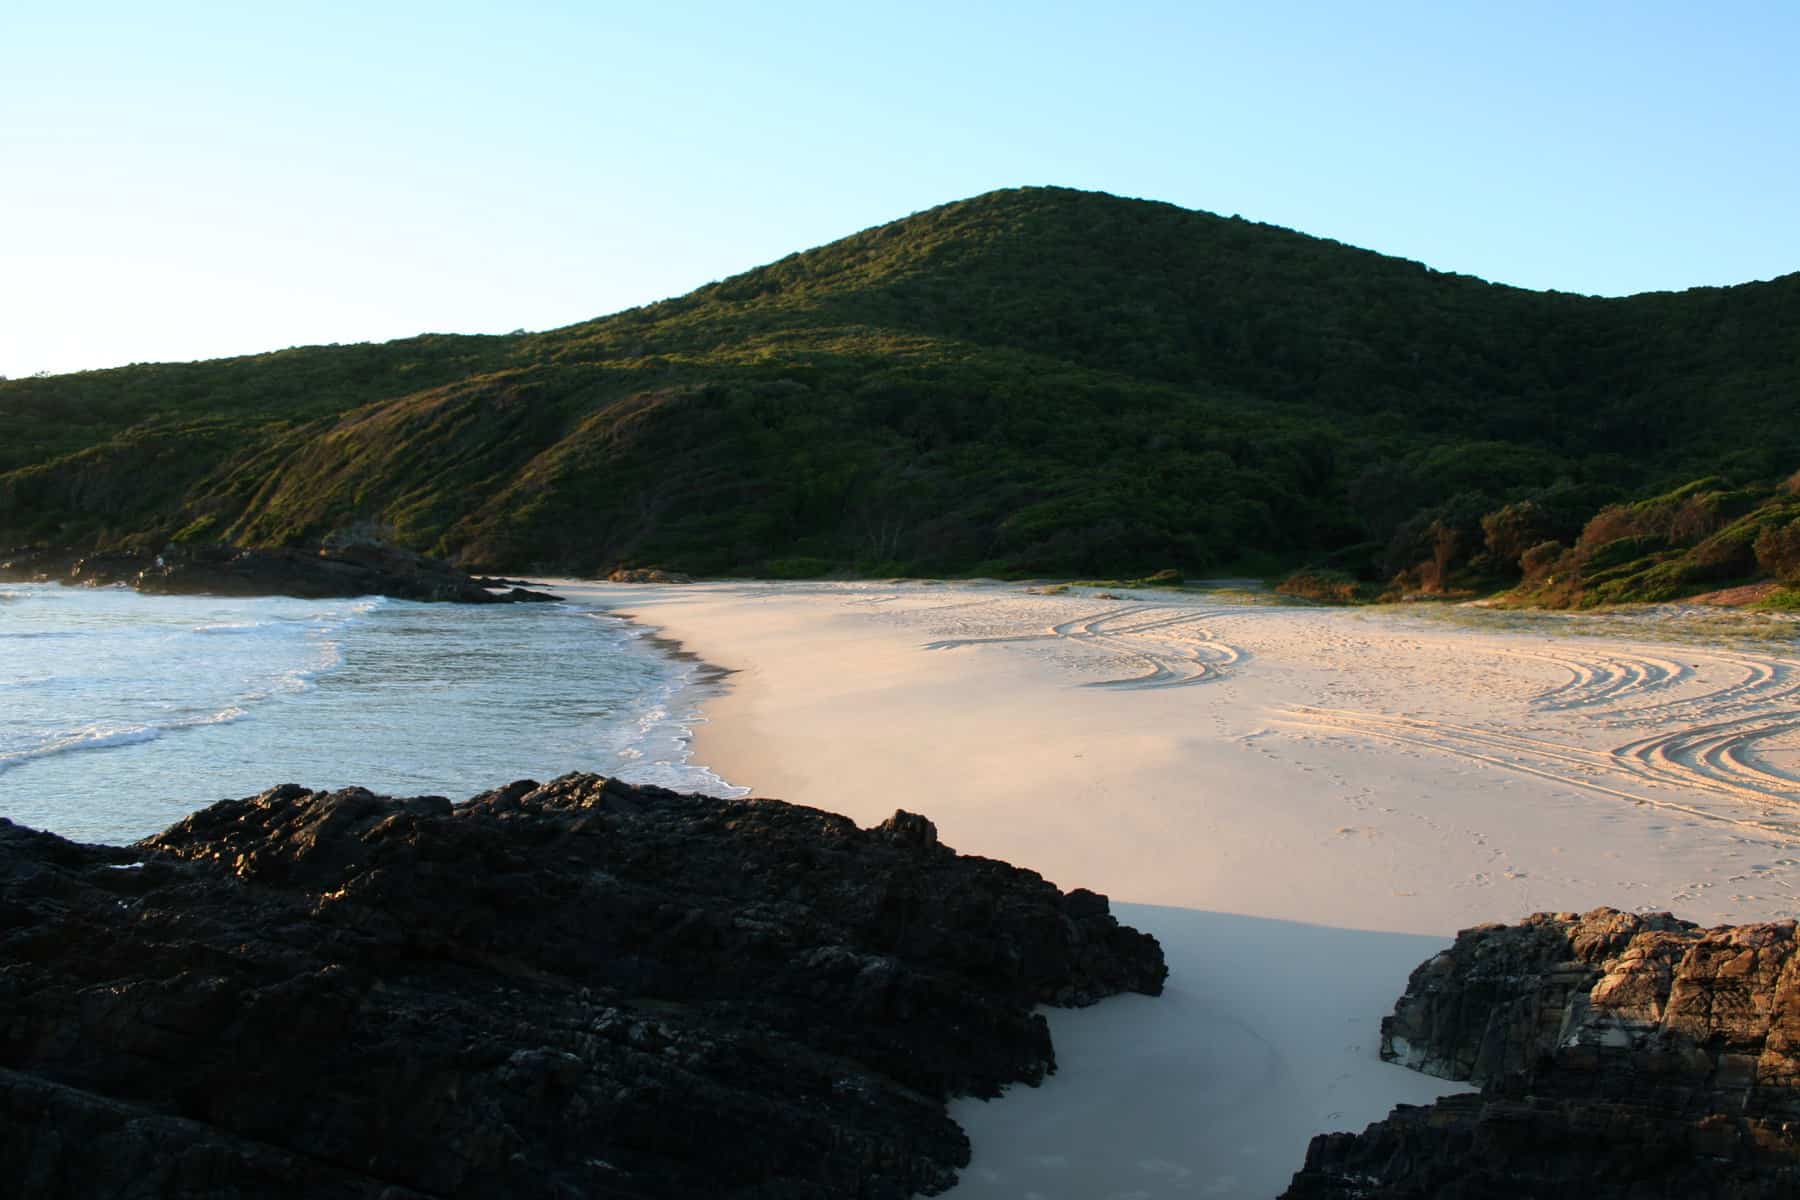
left=924, top=604, right=1249, bottom=689
left=1272, top=703, right=1800, bottom=843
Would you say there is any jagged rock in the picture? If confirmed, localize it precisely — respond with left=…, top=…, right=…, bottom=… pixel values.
left=0, top=544, right=57, bottom=581
left=607, top=567, right=694, bottom=584
left=3, top=542, right=560, bottom=602
left=1282, top=908, right=1800, bottom=1198
left=0, top=776, right=1165, bottom=1198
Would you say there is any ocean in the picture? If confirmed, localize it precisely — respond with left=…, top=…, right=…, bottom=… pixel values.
left=0, top=581, right=743, bottom=844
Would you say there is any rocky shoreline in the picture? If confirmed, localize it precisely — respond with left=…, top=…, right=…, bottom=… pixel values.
left=12, top=769, right=1800, bottom=1197
left=1283, top=908, right=1800, bottom=1198
left=0, top=776, right=1165, bottom=1198
left=0, top=541, right=560, bottom=603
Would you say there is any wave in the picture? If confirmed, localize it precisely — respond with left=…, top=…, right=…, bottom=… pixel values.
left=0, top=724, right=163, bottom=772
left=343, top=595, right=390, bottom=623
left=256, top=638, right=348, bottom=698
left=2, top=587, right=750, bottom=839
left=589, top=652, right=749, bottom=799
left=0, top=706, right=251, bottom=775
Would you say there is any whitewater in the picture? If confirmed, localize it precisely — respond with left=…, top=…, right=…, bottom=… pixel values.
left=0, top=582, right=742, bottom=843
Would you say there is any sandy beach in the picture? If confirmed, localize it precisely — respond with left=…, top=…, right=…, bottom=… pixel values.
left=563, top=579, right=1800, bottom=1198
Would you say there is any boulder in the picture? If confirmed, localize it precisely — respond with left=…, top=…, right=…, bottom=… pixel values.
left=1283, top=908, right=1800, bottom=1198
left=6, top=541, right=562, bottom=602
left=0, top=775, right=1165, bottom=1198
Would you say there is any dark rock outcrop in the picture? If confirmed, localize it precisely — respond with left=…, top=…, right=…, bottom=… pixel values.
left=1283, top=908, right=1800, bottom=1198
left=0, top=776, right=1165, bottom=1198
left=1, top=541, right=559, bottom=602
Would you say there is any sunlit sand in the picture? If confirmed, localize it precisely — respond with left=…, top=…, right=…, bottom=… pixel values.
left=561, top=579, right=1800, bottom=1198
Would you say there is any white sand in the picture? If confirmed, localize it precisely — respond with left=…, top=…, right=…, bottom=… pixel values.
left=559, top=579, right=1800, bottom=1198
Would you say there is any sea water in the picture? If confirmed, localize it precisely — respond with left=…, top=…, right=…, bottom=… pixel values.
left=0, top=582, right=743, bottom=844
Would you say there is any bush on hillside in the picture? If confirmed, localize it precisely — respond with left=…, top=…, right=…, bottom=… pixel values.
left=1276, top=568, right=1362, bottom=603
left=1519, top=540, right=1567, bottom=584
left=1578, top=504, right=1664, bottom=550
left=1755, top=521, right=1800, bottom=582
left=1480, top=501, right=1552, bottom=572
left=1687, top=524, right=1761, bottom=580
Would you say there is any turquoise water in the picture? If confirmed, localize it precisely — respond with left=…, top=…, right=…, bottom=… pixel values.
left=0, top=583, right=741, bottom=843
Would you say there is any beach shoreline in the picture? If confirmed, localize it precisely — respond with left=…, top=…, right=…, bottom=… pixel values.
left=561, top=578, right=1800, bottom=1198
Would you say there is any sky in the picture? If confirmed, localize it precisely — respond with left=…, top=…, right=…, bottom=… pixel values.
left=3, top=0, right=1796, bottom=379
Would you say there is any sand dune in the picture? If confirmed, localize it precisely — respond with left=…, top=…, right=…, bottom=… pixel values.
left=561, top=579, right=1800, bottom=1197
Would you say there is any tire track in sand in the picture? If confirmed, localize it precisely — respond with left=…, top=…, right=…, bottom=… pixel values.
left=1271, top=704, right=1800, bottom=843
left=923, top=604, right=1248, bottom=689
left=1518, top=649, right=1694, bottom=712
left=1505, top=644, right=1800, bottom=727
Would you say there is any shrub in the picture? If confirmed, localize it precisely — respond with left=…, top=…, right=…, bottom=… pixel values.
left=1480, top=501, right=1551, bottom=571
left=1602, top=559, right=1700, bottom=603
left=1754, top=521, right=1800, bottom=583
left=1578, top=533, right=1668, bottom=572
left=1669, top=495, right=1724, bottom=545
left=1519, top=540, right=1566, bottom=584
left=1688, top=525, right=1759, bottom=580
left=1667, top=488, right=1762, bottom=545
left=1277, top=568, right=1361, bottom=603
left=1418, top=520, right=1460, bottom=593
left=1578, top=504, right=1663, bottom=550
left=169, top=514, right=219, bottom=544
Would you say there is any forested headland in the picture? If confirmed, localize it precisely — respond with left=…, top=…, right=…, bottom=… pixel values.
left=4, top=186, right=1797, bottom=605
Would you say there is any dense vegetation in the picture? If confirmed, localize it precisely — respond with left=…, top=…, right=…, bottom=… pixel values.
left=1498, top=473, right=1800, bottom=610
left=3, top=187, right=1796, bottom=602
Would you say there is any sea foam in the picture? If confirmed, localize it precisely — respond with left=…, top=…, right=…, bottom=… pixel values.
left=0, top=584, right=743, bottom=843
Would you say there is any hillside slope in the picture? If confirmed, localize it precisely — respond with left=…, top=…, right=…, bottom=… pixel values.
left=3, top=187, right=1796, bottom=583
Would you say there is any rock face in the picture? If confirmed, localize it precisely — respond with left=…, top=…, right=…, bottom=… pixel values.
left=1, top=541, right=559, bottom=602
left=0, top=776, right=1165, bottom=1198
left=1283, top=908, right=1800, bottom=1198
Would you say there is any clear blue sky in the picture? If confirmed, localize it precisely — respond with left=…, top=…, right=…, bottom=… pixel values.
left=4, top=1, right=1796, bottom=378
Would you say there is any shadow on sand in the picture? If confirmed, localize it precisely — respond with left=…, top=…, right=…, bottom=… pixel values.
left=944, top=904, right=1476, bottom=1199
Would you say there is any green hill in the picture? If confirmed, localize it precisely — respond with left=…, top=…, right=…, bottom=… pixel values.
left=4, top=186, right=1797, bottom=593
